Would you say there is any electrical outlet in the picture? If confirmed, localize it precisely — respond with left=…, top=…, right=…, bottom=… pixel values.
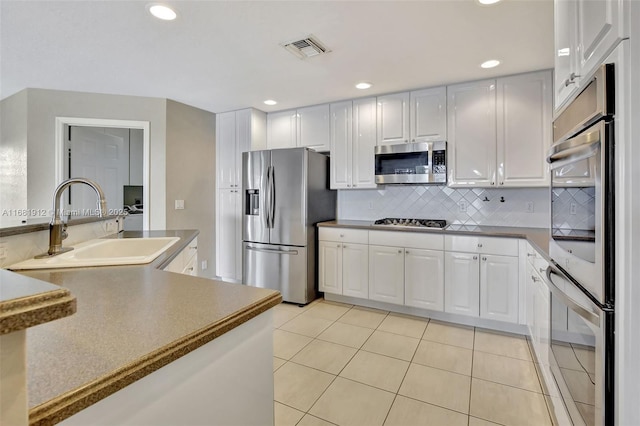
left=175, top=200, right=185, bottom=210
left=105, top=221, right=116, bottom=233
left=526, top=201, right=534, bottom=213
left=458, top=201, right=467, bottom=213
left=201, top=260, right=208, bottom=270
left=570, top=202, right=577, bottom=215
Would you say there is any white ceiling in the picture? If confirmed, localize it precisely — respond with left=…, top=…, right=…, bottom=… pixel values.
left=0, top=0, right=554, bottom=114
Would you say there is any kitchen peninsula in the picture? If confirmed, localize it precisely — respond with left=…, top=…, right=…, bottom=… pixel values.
left=6, top=230, right=281, bottom=425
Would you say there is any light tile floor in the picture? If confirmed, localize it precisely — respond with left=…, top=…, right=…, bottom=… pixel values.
left=273, top=299, right=553, bottom=426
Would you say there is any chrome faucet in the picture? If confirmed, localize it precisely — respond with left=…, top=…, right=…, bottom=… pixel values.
left=36, top=178, right=108, bottom=257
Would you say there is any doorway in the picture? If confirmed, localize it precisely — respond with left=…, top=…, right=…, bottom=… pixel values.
left=54, top=117, right=150, bottom=230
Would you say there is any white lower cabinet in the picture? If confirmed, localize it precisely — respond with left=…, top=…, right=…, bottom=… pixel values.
left=318, top=228, right=369, bottom=299
left=480, top=254, right=519, bottom=323
left=404, top=248, right=445, bottom=311
left=165, top=237, right=199, bottom=276
left=444, top=252, right=480, bottom=317
left=369, top=245, right=404, bottom=304
left=444, top=236, right=519, bottom=322
left=216, top=188, right=242, bottom=281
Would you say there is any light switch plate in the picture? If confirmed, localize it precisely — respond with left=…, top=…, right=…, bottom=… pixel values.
left=175, top=200, right=185, bottom=210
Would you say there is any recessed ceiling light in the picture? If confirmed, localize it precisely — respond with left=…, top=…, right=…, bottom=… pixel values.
left=355, top=82, right=373, bottom=90
left=264, top=100, right=277, bottom=106
left=480, top=59, right=501, bottom=69
left=148, top=4, right=177, bottom=21
left=477, top=0, right=501, bottom=4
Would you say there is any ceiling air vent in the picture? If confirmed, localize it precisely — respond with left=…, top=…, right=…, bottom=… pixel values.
left=282, top=35, right=331, bottom=59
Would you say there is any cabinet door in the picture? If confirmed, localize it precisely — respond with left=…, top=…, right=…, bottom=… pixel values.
left=534, top=278, right=550, bottom=368
left=447, top=79, right=497, bottom=187
left=267, top=110, right=297, bottom=149
left=405, top=248, right=444, bottom=311
left=235, top=109, right=253, bottom=187
left=342, top=243, right=369, bottom=298
left=216, top=111, right=237, bottom=188
left=376, top=92, right=410, bottom=145
left=497, top=71, right=552, bottom=187
left=318, top=241, right=343, bottom=294
left=298, top=104, right=330, bottom=151
left=369, top=245, right=404, bottom=305
left=329, top=101, right=352, bottom=189
left=577, top=0, right=625, bottom=83
left=216, top=188, right=241, bottom=280
left=554, top=0, right=580, bottom=111
left=352, top=97, right=377, bottom=189
left=410, top=87, right=447, bottom=142
left=480, top=254, right=519, bottom=323
left=444, top=252, right=480, bottom=317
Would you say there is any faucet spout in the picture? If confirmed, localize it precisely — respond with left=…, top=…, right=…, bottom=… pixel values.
left=37, top=178, right=108, bottom=257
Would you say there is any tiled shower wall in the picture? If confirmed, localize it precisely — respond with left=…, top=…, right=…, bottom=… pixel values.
left=338, top=186, right=550, bottom=228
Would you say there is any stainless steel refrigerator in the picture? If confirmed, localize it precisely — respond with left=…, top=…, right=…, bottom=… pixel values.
left=242, top=148, right=336, bottom=304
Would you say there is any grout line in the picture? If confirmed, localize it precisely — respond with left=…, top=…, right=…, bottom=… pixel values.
left=468, top=326, right=476, bottom=417
left=381, top=393, right=399, bottom=426
left=394, top=393, right=472, bottom=418
left=472, top=376, right=549, bottom=395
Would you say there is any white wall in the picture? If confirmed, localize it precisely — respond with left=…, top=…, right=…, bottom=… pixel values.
left=338, top=186, right=549, bottom=228
left=0, top=90, right=28, bottom=216
left=24, top=89, right=167, bottom=229
left=165, top=100, right=216, bottom=278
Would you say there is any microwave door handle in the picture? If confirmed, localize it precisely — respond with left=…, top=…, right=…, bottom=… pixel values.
left=548, top=142, right=599, bottom=170
left=547, top=126, right=600, bottom=166
left=545, top=266, right=601, bottom=326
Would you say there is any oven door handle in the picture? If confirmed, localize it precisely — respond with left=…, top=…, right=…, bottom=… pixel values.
left=547, top=127, right=600, bottom=169
left=545, top=265, right=601, bottom=326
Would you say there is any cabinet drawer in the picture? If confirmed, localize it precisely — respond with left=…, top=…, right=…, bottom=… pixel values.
left=445, top=235, right=518, bottom=256
left=369, top=231, right=444, bottom=250
left=319, top=227, right=368, bottom=244
left=525, top=244, right=549, bottom=276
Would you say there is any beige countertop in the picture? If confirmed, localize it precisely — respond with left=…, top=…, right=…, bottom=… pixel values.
left=317, top=220, right=551, bottom=259
left=0, top=270, right=76, bottom=334
left=11, top=230, right=281, bottom=425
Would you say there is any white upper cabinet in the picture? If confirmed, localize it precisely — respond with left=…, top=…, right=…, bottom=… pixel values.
left=267, top=110, right=297, bottom=149
left=330, top=101, right=352, bottom=189
left=447, top=79, right=497, bottom=187
left=497, top=71, right=552, bottom=187
left=216, top=108, right=266, bottom=189
left=576, top=0, right=626, bottom=85
left=216, top=111, right=237, bottom=189
left=267, top=105, right=330, bottom=151
left=554, top=0, right=627, bottom=112
left=297, top=104, right=330, bottom=152
left=410, top=87, right=447, bottom=142
left=448, top=72, right=552, bottom=188
left=554, top=0, right=581, bottom=110
left=377, top=89, right=446, bottom=145
left=330, top=98, right=376, bottom=190
left=352, top=98, right=377, bottom=189
left=377, top=92, right=410, bottom=145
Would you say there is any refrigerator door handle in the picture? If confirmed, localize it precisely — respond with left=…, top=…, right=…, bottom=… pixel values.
left=245, top=245, right=299, bottom=255
left=264, top=166, right=271, bottom=228
left=270, top=166, right=276, bottom=229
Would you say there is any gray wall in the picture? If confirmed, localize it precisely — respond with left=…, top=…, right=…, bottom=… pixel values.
left=0, top=90, right=28, bottom=216
left=166, top=100, right=216, bottom=278
left=23, top=89, right=168, bottom=229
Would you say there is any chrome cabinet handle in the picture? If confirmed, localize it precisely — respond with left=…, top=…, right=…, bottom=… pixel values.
left=353, top=184, right=357, bottom=187
left=473, top=256, right=478, bottom=260
left=482, top=257, right=487, bottom=261
left=398, top=249, right=402, bottom=253
left=539, top=267, right=546, bottom=273
left=340, top=234, right=344, bottom=237
left=477, top=243, right=483, bottom=248
left=564, top=72, right=581, bottom=87
left=531, top=275, right=540, bottom=282
left=527, top=253, right=536, bottom=257
left=405, top=250, right=410, bottom=254
left=491, top=182, right=495, bottom=185
left=499, top=182, right=504, bottom=185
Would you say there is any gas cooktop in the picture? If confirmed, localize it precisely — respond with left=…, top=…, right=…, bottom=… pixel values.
left=373, top=218, right=447, bottom=229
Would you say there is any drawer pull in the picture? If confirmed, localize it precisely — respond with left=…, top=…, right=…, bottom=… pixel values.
left=477, top=243, right=483, bottom=248
left=531, top=275, right=540, bottom=282
left=405, top=250, right=410, bottom=254
left=340, top=234, right=345, bottom=238
left=473, top=255, right=478, bottom=260
left=527, top=253, right=536, bottom=257
left=482, top=257, right=487, bottom=261
left=539, top=267, right=546, bottom=273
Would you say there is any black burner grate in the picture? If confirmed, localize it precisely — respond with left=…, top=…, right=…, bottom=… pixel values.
left=374, top=218, right=447, bottom=228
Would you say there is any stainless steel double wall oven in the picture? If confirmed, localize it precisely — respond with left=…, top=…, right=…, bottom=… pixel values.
left=546, top=64, right=615, bottom=426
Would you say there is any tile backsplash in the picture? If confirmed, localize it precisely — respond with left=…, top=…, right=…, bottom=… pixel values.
left=337, top=186, right=550, bottom=228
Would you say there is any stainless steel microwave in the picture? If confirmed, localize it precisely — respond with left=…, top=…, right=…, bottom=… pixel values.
left=374, top=141, right=447, bottom=184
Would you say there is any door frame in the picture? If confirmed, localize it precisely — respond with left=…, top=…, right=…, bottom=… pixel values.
left=54, top=117, right=150, bottom=230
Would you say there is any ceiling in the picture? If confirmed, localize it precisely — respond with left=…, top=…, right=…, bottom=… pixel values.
left=0, top=0, right=554, bottom=114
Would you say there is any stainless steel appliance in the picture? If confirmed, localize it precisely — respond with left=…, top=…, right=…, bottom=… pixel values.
left=373, top=218, right=447, bottom=229
left=242, top=148, right=336, bottom=304
left=375, top=141, right=446, bottom=184
left=546, top=64, right=615, bottom=426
